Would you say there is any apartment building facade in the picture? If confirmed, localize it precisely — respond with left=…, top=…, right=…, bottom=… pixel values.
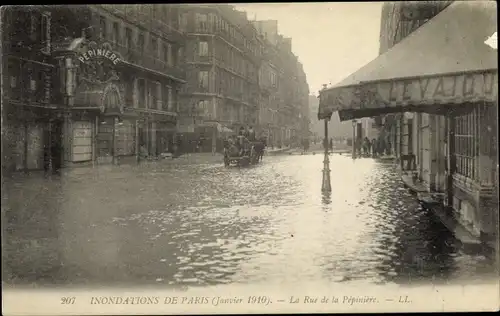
left=3, top=5, right=310, bottom=165
left=2, top=6, right=55, bottom=173
left=177, top=5, right=262, bottom=152
left=177, top=6, right=310, bottom=151
left=48, top=5, right=186, bottom=165
left=254, top=20, right=310, bottom=148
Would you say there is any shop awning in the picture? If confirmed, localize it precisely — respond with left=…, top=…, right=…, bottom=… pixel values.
left=318, top=1, right=498, bottom=121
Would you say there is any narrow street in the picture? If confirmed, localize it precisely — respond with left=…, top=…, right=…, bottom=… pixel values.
left=2, top=154, right=495, bottom=287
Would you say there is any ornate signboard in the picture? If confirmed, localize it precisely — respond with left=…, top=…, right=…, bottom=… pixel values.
left=72, top=41, right=125, bottom=114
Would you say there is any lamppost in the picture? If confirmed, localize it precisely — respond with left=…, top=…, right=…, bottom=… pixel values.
left=352, top=119, right=357, bottom=159
left=321, top=84, right=331, bottom=193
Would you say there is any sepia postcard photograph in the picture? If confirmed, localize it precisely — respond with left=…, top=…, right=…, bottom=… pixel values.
left=1, top=1, right=499, bottom=315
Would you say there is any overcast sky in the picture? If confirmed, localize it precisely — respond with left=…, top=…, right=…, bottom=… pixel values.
left=235, top=2, right=383, bottom=96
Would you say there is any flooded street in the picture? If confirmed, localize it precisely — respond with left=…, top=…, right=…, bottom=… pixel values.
left=2, top=154, right=496, bottom=287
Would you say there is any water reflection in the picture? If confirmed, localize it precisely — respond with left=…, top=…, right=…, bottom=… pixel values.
left=2, top=174, right=64, bottom=283
left=2, top=155, right=497, bottom=287
left=321, top=190, right=332, bottom=206
left=321, top=157, right=332, bottom=205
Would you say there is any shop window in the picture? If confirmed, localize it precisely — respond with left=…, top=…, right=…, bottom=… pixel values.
left=453, top=107, right=480, bottom=180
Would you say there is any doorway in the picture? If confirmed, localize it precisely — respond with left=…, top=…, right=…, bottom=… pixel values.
left=97, top=117, right=114, bottom=164
left=50, top=120, right=63, bottom=172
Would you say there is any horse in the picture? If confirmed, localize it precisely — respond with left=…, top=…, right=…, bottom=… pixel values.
left=253, top=138, right=266, bottom=162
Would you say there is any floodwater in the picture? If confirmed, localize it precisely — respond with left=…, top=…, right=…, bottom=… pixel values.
left=2, top=154, right=496, bottom=287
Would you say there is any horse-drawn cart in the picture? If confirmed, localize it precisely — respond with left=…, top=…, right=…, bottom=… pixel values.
left=224, top=139, right=265, bottom=167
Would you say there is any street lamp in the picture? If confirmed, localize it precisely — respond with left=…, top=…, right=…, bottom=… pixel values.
left=321, top=84, right=331, bottom=193
left=352, top=119, right=357, bottom=159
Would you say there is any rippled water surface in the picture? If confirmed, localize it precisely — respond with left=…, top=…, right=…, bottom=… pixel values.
left=3, top=154, right=496, bottom=287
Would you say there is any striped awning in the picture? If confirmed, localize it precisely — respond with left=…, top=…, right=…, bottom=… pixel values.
left=318, top=1, right=498, bottom=121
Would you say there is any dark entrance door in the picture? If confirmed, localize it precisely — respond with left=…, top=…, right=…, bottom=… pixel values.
left=49, top=119, right=63, bottom=173
left=97, top=117, right=114, bottom=163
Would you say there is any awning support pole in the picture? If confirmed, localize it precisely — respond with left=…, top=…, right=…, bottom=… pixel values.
left=112, top=116, right=117, bottom=165
left=322, top=118, right=332, bottom=192
left=352, top=121, right=356, bottom=159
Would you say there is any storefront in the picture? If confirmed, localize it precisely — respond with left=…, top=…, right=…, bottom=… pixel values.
left=318, top=1, right=497, bottom=243
left=53, top=39, right=138, bottom=166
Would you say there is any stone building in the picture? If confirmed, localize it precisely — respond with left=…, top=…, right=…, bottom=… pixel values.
left=176, top=5, right=262, bottom=152
left=177, top=5, right=310, bottom=152
left=48, top=5, right=186, bottom=165
left=3, top=4, right=310, bottom=165
left=2, top=6, right=54, bottom=173
left=2, top=5, right=186, bottom=173
left=254, top=20, right=310, bottom=148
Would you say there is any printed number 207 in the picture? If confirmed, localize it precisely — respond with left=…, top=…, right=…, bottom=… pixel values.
left=61, top=297, right=76, bottom=305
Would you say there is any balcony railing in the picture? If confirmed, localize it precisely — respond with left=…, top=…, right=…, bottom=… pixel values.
left=213, top=29, right=259, bottom=63
left=4, top=56, right=53, bottom=106
left=113, top=43, right=186, bottom=81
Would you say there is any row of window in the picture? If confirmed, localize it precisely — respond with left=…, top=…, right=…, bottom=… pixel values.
left=213, top=40, right=257, bottom=81
left=121, top=5, right=178, bottom=25
left=134, top=78, right=176, bottom=112
left=196, top=99, right=255, bottom=124
left=6, top=60, right=50, bottom=104
left=7, top=9, right=50, bottom=54
left=196, top=69, right=259, bottom=105
left=191, top=12, right=262, bottom=58
left=259, top=64, right=278, bottom=88
left=99, top=14, right=177, bottom=67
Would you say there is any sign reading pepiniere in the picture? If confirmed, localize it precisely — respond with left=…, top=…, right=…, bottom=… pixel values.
left=78, top=48, right=121, bottom=65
